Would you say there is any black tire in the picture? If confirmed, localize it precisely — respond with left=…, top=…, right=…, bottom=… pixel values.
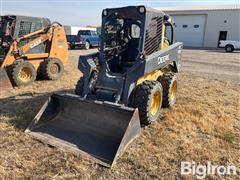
left=85, top=41, right=90, bottom=50
left=75, top=77, right=84, bottom=96
left=75, top=71, right=98, bottom=96
left=36, top=66, right=44, bottom=80
left=134, top=80, right=163, bottom=125
left=41, top=58, right=64, bottom=80
left=225, top=45, right=234, bottom=52
left=159, top=73, right=177, bottom=108
left=7, top=59, right=36, bottom=87
left=69, top=44, right=75, bottom=49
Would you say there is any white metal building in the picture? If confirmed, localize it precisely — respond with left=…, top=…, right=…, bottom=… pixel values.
left=157, top=5, right=240, bottom=48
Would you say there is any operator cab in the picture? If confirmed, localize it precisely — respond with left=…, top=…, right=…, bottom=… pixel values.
left=0, top=16, right=16, bottom=59
left=0, top=16, right=16, bottom=45
left=100, top=6, right=174, bottom=74
left=101, top=8, right=143, bottom=74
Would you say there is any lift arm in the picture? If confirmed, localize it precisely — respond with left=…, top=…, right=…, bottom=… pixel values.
left=1, top=27, right=53, bottom=67
left=12, top=28, right=52, bottom=56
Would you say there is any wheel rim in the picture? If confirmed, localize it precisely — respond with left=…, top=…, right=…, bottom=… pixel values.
left=18, top=67, right=32, bottom=82
left=170, top=80, right=177, bottom=100
left=227, top=47, right=231, bottom=51
left=150, top=91, right=161, bottom=116
left=50, top=63, right=60, bottom=75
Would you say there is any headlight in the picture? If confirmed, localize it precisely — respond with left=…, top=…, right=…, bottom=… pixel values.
left=103, top=9, right=108, bottom=16
left=138, top=6, right=145, bottom=14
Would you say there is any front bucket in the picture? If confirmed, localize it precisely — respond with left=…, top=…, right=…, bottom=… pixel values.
left=26, top=93, right=141, bottom=167
left=0, top=68, right=12, bottom=95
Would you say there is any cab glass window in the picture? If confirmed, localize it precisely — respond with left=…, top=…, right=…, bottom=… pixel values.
left=79, top=30, right=91, bottom=35
left=131, top=24, right=140, bottom=38
left=91, top=31, right=97, bottom=35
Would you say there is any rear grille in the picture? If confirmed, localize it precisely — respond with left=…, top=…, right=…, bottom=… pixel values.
left=144, top=16, right=162, bottom=56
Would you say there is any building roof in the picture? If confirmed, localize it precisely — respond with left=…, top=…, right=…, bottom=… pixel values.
left=156, top=4, right=240, bottom=12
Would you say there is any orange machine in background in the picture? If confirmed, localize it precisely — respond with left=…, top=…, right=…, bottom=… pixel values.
left=0, top=15, right=68, bottom=93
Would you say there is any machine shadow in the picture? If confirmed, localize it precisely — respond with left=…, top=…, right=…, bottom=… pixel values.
left=0, top=89, right=74, bottom=131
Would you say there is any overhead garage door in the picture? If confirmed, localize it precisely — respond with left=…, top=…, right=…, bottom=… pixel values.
left=172, top=15, right=206, bottom=47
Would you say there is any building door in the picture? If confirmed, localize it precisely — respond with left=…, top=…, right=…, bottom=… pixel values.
left=172, top=15, right=206, bottom=47
left=218, top=31, right=227, bottom=47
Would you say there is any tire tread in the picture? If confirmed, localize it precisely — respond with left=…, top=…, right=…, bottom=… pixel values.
left=134, top=80, right=162, bottom=125
left=159, top=72, right=177, bottom=107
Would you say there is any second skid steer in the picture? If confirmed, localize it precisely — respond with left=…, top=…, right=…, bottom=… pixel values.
left=26, top=6, right=183, bottom=167
left=0, top=15, right=68, bottom=94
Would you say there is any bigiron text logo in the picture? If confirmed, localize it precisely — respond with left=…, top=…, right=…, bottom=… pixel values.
left=181, top=161, right=238, bottom=179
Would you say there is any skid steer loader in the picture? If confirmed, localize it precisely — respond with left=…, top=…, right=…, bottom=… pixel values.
left=26, top=6, right=183, bottom=167
left=0, top=15, right=68, bottom=94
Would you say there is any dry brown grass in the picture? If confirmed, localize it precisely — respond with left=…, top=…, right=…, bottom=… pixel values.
left=0, top=49, right=239, bottom=179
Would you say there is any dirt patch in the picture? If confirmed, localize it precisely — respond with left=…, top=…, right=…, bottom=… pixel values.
left=0, top=49, right=239, bottom=179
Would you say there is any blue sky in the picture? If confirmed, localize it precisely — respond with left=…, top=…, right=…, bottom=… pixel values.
left=1, top=0, right=239, bottom=26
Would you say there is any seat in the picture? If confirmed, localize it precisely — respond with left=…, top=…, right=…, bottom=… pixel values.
left=121, top=39, right=139, bottom=73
